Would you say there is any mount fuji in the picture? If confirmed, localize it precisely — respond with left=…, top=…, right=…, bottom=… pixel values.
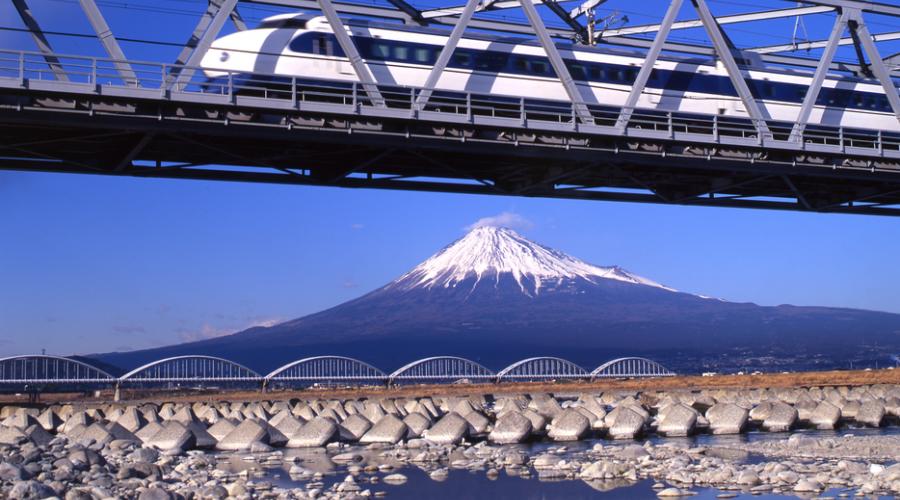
left=94, top=226, right=900, bottom=374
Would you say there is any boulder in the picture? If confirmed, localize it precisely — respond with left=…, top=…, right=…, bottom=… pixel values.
left=548, top=409, right=590, bottom=441
left=488, top=410, right=532, bottom=444
left=423, top=412, right=468, bottom=445
left=287, top=417, right=337, bottom=448
left=705, top=403, right=748, bottom=435
left=359, top=414, right=408, bottom=444
left=8, top=480, right=55, bottom=499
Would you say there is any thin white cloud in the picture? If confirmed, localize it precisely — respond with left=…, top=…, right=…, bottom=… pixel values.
left=466, top=211, right=534, bottom=231
left=177, top=318, right=282, bottom=343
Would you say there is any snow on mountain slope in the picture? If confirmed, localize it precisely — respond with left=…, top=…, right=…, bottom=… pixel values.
left=389, top=226, right=675, bottom=295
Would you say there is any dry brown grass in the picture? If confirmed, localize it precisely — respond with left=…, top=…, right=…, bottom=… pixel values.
left=2, top=368, right=898, bottom=407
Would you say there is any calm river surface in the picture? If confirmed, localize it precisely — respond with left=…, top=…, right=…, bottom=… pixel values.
left=212, top=426, right=900, bottom=499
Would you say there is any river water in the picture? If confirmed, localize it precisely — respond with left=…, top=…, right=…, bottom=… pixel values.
left=214, top=426, right=900, bottom=499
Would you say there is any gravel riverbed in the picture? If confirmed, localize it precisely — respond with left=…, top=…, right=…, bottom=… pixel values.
left=2, top=384, right=900, bottom=498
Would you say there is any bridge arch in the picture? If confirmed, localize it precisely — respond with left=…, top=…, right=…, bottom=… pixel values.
left=118, top=355, right=261, bottom=384
left=388, top=356, right=494, bottom=385
left=264, top=356, right=386, bottom=386
left=590, top=357, right=675, bottom=379
left=0, top=355, right=115, bottom=384
left=496, top=357, right=588, bottom=382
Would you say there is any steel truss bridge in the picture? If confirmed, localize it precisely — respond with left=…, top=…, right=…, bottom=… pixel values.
left=0, top=354, right=675, bottom=393
left=1, top=0, right=900, bottom=215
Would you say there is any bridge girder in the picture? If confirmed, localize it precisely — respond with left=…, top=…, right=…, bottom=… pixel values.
left=2, top=0, right=900, bottom=216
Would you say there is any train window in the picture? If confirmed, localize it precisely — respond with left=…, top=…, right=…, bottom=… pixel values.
left=475, top=52, right=505, bottom=72
left=288, top=32, right=315, bottom=53
left=311, top=35, right=326, bottom=55
left=259, top=18, right=308, bottom=29
left=568, top=63, right=587, bottom=81
left=372, top=43, right=390, bottom=59
left=531, top=60, right=548, bottom=75
left=414, top=47, right=431, bottom=64
left=394, top=45, right=409, bottom=61
left=589, top=66, right=604, bottom=80
left=453, top=52, right=472, bottom=67
left=513, top=57, right=528, bottom=73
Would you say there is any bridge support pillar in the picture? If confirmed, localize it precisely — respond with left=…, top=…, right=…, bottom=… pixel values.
left=113, top=384, right=121, bottom=402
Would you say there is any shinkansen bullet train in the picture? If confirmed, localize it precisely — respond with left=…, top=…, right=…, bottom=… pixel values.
left=200, top=13, right=900, bottom=133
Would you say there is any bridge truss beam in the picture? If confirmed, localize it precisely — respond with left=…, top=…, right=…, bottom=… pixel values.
left=3, top=0, right=900, bottom=215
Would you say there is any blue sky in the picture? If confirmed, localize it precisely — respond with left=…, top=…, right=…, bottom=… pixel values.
left=1, top=0, right=899, bottom=356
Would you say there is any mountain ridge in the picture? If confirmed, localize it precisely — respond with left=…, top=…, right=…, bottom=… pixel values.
left=91, top=226, right=900, bottom=374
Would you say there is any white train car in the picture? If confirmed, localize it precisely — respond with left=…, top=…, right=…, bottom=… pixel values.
left=200, top=13, right=900, bottom=133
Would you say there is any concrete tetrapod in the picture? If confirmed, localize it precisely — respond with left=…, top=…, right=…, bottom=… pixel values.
left=705, top=403, right=748, bottom=435
left=762, top=402, right=798, bottom=432
left=488, top=410, right=533, bottom=444
left=809, top=401, right=841, bottom=429
left=216, top=419, right=270, bottom=451
left=402, top=412, right=431, bottom=438
left=359, top=414, right=408, bottom=444
left=856, top=401, right=886, bottom=427
left=423, top=412, right=469, bottom=445
left=548, top=409, right=590, bottom=441
left=288, top=417, right=338, bottom=448
left=338, top=414, right=372, bottom=442
left=656, top=404, right=697, bottom=437
left=145, top=421, right=194, bottom=452
left=606, top=406, right=646, bottom=440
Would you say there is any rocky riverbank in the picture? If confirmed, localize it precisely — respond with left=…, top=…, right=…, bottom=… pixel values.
left=2, top=383, right=900, bottom=498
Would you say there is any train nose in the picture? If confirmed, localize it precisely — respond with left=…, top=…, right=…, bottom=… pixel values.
left=201, top=30, right=269, bottom=77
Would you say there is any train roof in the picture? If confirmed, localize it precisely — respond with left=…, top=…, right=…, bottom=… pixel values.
left=258, top=13, right=893, bottom=86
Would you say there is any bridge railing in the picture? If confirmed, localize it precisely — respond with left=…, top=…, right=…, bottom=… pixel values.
left=0, top=352, right=678, bottom=393
left=2, top=48, right=899, bottom=161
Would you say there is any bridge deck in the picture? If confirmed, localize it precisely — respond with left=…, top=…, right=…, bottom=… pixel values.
left=1, top=50, right=900, bottom=215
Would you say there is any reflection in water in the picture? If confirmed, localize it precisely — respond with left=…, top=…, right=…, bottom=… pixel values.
left=209, top=426, right=900, bottom=499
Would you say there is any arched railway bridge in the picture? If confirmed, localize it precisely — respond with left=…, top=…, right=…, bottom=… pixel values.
left=1, top=0, right=900, bottom=215
left=0, top=354, right=676, bottom=396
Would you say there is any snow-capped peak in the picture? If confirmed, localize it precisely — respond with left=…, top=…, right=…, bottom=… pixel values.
left=390, top=226, right=675, bottom=295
